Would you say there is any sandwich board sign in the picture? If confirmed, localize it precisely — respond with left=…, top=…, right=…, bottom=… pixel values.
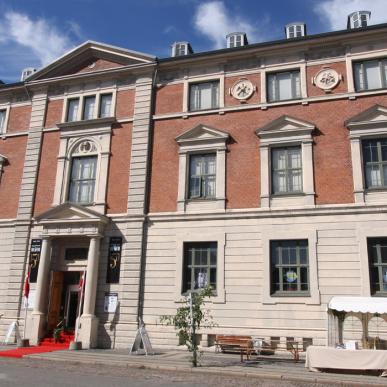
left=3, top=321, right=21, bottom=345
left=130, top=319, right=154, bottom=355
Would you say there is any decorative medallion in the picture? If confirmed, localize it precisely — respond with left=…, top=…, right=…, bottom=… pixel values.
left=74, top=140, right=96, bottom=154
left=313, top=68, right=341, bottom=91
left=230, top=78, right=255, bottom=100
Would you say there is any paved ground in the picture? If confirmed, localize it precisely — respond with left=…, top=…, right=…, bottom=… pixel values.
left=0, top=345, right=386, bottom=386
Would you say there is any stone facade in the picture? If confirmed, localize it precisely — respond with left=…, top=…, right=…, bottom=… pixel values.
left=0, top=24, right=387, bottom=349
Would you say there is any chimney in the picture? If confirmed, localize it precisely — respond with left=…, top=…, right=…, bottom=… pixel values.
left=285, top=23, right=306, bottom=39
left=226, top=32, right=248, bottom=48
left=347, top=11, right=371, bottom=29
left=21, top=67, right=37, bottom=81
left=171, top=42, right=193, bottom=57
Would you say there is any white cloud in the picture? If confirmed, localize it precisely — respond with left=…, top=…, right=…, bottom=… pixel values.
left=194, top=1, right=268, bottom=49
left=0, top=11, right=77, bottom=67
left=315, top=0, right=387, bottom=30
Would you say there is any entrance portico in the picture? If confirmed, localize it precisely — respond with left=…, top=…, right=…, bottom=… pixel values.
left=31, top=203, right=109, bottom=348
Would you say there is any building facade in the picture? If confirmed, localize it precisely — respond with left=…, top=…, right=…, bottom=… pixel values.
left=0, top=14, right=387, bottom=349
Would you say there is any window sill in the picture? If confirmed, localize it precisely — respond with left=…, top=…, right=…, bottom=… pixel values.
left=57, top=116, right=115, bottom=130
left=268, top=193, right=315, bottom=209
left=178, top=197, right=225, bottom=212
left=270, top=292, right=310, bottom=297
left=271, top=192, right=305, bottom=197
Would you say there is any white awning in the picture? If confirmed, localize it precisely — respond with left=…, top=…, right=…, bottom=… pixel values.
left=328, top=296, right=387, bottom=314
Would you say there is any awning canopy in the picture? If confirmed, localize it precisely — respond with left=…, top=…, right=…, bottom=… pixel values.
left=328, top=296, right=387, bottom=314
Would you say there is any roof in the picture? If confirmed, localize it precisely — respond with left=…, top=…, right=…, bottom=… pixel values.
left=328, top=296, right=387, bottom=314
left=159, top=22, right=387, bottom=64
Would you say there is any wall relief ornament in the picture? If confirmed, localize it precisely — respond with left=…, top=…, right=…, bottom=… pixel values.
left=74, top=140, right=97, bottom=155
left=230, top=78, right=255, bottom=100
left=312, top=68, right=342, bottom=91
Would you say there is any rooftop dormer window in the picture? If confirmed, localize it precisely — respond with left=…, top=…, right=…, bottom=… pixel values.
left=285, top=23, right=306, bottom=39
left=226, top=32, right=248, bottom=48
left=171, top=42, right=193, bottom=57
left=347, top=11, right=371, bottom=29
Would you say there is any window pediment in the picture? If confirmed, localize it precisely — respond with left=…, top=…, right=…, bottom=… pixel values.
left=0, top=153, right=7, bottom=164
left=35, top=202, right=109, bottom=225
left=176, top=124, right=229, bottom=149
left=256, top=115, right=315, bottom=141
left=346, top=105, right=387, bottom=132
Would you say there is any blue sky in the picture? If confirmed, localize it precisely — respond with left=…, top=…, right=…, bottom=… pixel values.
left=0, top=0, right=386, bottom=83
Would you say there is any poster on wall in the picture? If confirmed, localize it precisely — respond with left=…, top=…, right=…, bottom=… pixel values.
left=104, top=293, right=118, bottom=313
left=106, top=237, right=122, bottom=284
left=29, top=239, right=42, bottom=283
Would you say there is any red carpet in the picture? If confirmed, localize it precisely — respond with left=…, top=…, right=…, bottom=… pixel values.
left=0, top=331, right=74, bottom=358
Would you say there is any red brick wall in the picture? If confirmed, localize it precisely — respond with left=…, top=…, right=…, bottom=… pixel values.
left=149, top=95, right=387, bottom=212
left=33, top=131, right=60, bottom=216
left=116, top=89, right=135, bottom=118
left=0, top=136, right=27, bottom=218
left=307, top=61, right=348, bottom=97
left=7, top=105, right=31, bottom=133
left=155, top=83, right=183, bottom=115
left=225, top=74, right=260, bottom=107
left=106, top=123, right=132, bottom=214
left=45, top=99, right=63, bottom=128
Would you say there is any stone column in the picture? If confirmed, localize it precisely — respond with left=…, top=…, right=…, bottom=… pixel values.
left=79, top=236, right=101, bottom=348
left=31, top=237, right=51, bottom=344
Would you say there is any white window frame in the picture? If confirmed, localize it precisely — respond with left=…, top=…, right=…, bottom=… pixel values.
left=176, top=124, right=229, bottom=212
left=346, top=105, right=387, bottom=204
left=183, top=74, right=224, bottom=113
left=62, top=90, right=116, bottom=123
left=0, top=105, right=10, bottom=135
left=53, top=119, right=114, bottom=214
left=346, top=51, right=387, bottom=94
left=262, top=227, right=320, bottom=305
left=175, top=231, right=225, bottom=303
left=256, top=116, right=315, bottom=209
left=261, top=63, right=307, bottom=104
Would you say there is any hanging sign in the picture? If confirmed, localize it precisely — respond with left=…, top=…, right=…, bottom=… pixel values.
left=29, top=239, right=42, bottom=283
left=106, top=237, right=122, bottom=284
left=104, top=293, right=118, bottom=313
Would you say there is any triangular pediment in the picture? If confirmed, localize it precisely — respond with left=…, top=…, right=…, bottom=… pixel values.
left=176, top=124, right=229, bottom=145
left=35, top=202, right=109, bottom=224
left=256, top=115, right=315, bottom=138
left=346, top=105, right=387, bottom=129
left=27, top=41, right=156, bottom=81
left=0, top=153, right=7, bottom=163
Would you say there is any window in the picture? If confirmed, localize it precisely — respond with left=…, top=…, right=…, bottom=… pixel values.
left=189, top=81, right=219, bottom=111
left=272, top=147, right=302, bottom=194
left=176, top=124, right=228, bottom=212
left=286, top=24, right=305, bottom=39
left=270, top=240, right=309, bottom=296
left=67, top=98, right=79, bottom=122
left=65, top=93, right=113, bottom=122
left=267, top=71, right=301, bottom=102
left=362, top=139, right=387, bottom=189
left=0, top=110, right=6, bottom=134
left=354, top=59, right=387, bottom=91
left=367, top=238, right=387, bottom=296
left=183, top=242, right=217, bottom=293
left=65, top=248, right=88, bottom=261
left=68, top=156, right=97, bottom=204
left=99, top=94, right=112, bottom=118
left=83, top=96, right=96, bottom=120
left=189, top=154, right=216, bottom=199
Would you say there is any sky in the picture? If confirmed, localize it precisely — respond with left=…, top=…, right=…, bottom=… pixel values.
left=0, top=0, right=386, bottom=83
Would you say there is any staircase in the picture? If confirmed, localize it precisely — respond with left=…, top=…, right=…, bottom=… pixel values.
left=39, top=330, right=74, bottom=349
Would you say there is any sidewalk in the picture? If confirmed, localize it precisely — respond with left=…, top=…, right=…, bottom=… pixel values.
left=20, top=347, right=387, bottom=386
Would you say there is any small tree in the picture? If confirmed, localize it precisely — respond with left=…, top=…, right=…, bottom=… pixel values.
left=160, top=286, right=215, bottom=367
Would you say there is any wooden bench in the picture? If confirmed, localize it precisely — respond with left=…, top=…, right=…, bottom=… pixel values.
left=255, top=338, right=301, bottom=361
left=215, top=335, right=253, bottom=362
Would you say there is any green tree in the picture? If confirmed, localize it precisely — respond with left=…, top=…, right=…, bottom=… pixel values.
left=160, top=286, right=215, bottom=367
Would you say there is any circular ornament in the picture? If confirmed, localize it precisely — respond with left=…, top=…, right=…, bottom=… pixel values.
left=231, top=78, right=255, bottom=100
left=313, top=68, right=340, bottom=90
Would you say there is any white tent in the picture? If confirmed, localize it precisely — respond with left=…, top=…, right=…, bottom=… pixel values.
left=329, top=296, right=387, bottom=314
left=327, top=296, right=387, bottom=348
